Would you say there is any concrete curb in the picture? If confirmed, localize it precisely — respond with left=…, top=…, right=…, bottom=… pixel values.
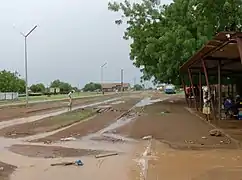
left=185, top=107, right=241, bottom=149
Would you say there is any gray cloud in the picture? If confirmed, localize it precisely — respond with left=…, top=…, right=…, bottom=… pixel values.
left=0, top=0, right=172, bottom=88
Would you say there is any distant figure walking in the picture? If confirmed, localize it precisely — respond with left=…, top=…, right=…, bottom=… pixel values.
left=68, top=90, right=74, bottom=111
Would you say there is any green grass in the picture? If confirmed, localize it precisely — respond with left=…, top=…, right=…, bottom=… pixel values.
left=0, top=92, right=100, bottom=105
left=19, top=92, right=97, bottom=101
left=46, top=108, right=95, bottom=129
left=3, top=108, right=96, bottom=138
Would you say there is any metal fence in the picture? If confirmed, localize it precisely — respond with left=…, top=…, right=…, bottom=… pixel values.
left=0, top=92, right=19, bottom=101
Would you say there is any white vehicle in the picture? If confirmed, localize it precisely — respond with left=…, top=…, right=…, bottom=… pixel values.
left=164, top=84, right=176, bottom=94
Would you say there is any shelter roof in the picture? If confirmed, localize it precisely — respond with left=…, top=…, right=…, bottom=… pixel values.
left=180, top=32, right=242, bottom=75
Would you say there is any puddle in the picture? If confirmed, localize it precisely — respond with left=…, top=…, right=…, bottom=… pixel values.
left=82, top=110, right=137, bottom=142
left=135, top=97, right=168, bottom=107
left=102, top=133, right=138, bottom=143
left=99, top=112, right=137, bottom=134
left=110, top=101, right=125, bottom=105
left=95, top=105, right=112, bottom=109
left=137, top=140, right=151, bottom=180
left=0, top=137, right=20, bottom=151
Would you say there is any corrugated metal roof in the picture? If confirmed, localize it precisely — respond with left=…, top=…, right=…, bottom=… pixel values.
left=180, top=31, right=242, bottom=74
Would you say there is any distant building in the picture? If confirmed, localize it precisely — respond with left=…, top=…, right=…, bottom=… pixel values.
left=101, top=83, right=130, bottom=92
left=50, top=87, right=60, bottom=94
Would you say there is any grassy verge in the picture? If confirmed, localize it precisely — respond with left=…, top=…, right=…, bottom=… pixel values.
left=18, top=92, right=97, bottom=101
left=0, top=92, right=107, bottom=107
left=1, top=108, right=96, bottom=138
left=46, top=108, right=95, bottom=129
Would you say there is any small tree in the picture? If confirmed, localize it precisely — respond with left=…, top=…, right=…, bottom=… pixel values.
left=30, top=83, right=45, bottom=93
left=133, top=84, right=143, bottom=91
left=83, top=82, right=101, bottom=92
left=50, top=79, right=72, bottom=93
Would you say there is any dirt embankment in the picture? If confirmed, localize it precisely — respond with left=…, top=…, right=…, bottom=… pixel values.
left=0, top=94, right=118, bottom=122
left=9, top=144, right=111, bottom=158
left=0, top=108, right=95, bottom=138
left=0, top=161, right=16, bottom=180
left=115, top=97, right=238, bottom=150
left=34, top=97, right=141, bottom=143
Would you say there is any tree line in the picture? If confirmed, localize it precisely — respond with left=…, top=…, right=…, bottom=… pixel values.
left=0, top=70, right=144, bottom=93
left=0, top=70, right=76, bottom=94
left=108, top=0, right=242, bottom=85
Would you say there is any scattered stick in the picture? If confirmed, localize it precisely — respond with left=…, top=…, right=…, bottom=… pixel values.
left=95, top=153, right=118, bottom=159
left=51, top=162, right=75, bottom=166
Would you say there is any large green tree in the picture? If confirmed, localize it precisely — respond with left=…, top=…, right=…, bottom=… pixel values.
left=108, top=0, right=242, bottom=85
left=0, top=70, right=25, bottom=93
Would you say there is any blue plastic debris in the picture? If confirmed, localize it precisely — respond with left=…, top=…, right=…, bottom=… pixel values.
left=75, top=160, right=84, bottom=166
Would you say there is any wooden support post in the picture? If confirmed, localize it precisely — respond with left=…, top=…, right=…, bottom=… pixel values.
left=236, top=37, right=242, bottom=64
left=188, top=69, right=197, bottom=110
left=181, top=75, right=189, bottom=106
left=199, top=72, right=202, bottom=111
left=218, top=60, right=221, bottom=121
left=228, top=85, right=230, bottom=97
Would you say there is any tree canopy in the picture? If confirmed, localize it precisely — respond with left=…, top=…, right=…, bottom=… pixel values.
left=50, top=79, right=72, bottom=93
left=108, top=0, right=242, bottom=85
left=83, top=82, right=101, bottom=92
left=0, top=70, right=25, bottom=93
left=30, top=83, right=46, bottom=93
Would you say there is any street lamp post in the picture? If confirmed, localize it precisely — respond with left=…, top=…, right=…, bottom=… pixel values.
left=101, top=62, right=107, bottom=94
left=121, top=69, right=124, bottom=92
left=20, top=25, right=38, bottom=107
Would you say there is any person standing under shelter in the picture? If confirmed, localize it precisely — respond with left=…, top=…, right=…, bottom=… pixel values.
left=203, top=91, right=211, bottom=121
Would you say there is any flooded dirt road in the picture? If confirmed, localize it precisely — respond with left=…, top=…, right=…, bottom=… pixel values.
left=0, top=92, right=242, bottom=180
left=0, top=93, right=145, bottom=180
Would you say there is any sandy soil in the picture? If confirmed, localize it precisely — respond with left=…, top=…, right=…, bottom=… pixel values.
left=33, top=97, right=141, bottom=143
left=0, top=161, right=16, bottom=180
left=0, top=94, right=118, bottom=121
left=115, top=97, right=238, bottom=150
left=9, top=144, right=110, bottom=158
left=0, top=108, right=95, bottom=138
left=147, top=140, right=242, bottom=180
left=4, top=151, right=135, bottom=180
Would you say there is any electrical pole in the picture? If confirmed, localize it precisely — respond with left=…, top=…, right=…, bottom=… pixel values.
left=121, top=69, right=124, bottom=92
left=19, top=25, right=38, bottom=107
left=101, top=62, right=107, bottom=94
left=133, top=77, right=136, bottom=87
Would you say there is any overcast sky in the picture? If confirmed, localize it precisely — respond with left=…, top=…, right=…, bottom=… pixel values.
left=0, top=0, right=172, bottom=88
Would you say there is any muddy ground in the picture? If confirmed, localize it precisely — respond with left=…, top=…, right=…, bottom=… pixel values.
left=1, top=92, right=242, bottom=180
left=0, top=162, right=16, bottom=180
left=147, top=140, right=242, bottom=180
left=9, top=144, right=110, bottom=158
left=0, top=94, right=119, bottom=121
left=115, top=97, right=238, bottom=150
left=34, top=97, right=141, bottom=144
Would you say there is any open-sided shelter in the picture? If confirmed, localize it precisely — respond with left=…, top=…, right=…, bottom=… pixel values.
left=180, top=32, right=242, bottom=121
